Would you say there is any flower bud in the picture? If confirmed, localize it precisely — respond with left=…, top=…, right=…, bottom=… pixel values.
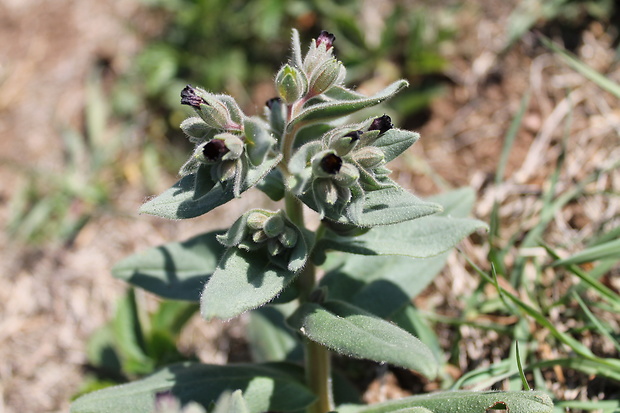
left=263, top=214, right=285, bottom=238
left=308, top=58, right=345, bottom=96
left=275, top=64, right=308, bottom=103
left=333, top=162, right=360, bottom=187
left=353, top=147, right=385, bottom=169
left=278, top=226, right=298, bottom=248
left=180, top=85, right=233, bottom=129
left=330, top=130, right=362, bottom=156
left=314, top=178, right=339, bottom=205
left=368, top=115, right=393, bottom=135
left=246, top=211, right=269, bottom=230
left=220, top=134, right=244, bottom=160
left=252, top=230, right=269, bottom=243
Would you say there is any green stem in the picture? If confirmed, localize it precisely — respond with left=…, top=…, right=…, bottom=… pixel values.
left=284, top=192, right=333, bottom=413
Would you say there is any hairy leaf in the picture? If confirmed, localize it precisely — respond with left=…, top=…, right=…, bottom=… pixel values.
left=113, top=231, right=225, bottom=301
left=288, top=300, right=438, bottom=378
left=288, top=80, right=408, bottom=128
left=71, top=362, right=315, bottom=413
left=201, top=247, right=305, bottom=321
left=318, top=215, right=487, bottom=257
left=336, top=390, right=553, bottom=413
left=140, top=155, right=281, bottom=219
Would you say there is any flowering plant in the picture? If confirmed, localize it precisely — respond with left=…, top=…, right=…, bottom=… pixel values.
left=71, top=30, right=553, bottom=413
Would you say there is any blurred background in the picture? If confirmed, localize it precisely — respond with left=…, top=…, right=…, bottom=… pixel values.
left=0, top=0, right=618, bottom=411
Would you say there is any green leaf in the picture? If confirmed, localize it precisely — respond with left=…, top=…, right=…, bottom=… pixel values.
left=71, top=362, right=316, bottom=413
left=318, top=215, right=487, bottom=257
left=139, top=155, right=281, bottom=219
left=201, top=247, right=304, bottom=321
left=255, top=169, right=285, bottom=201
left=112, top=289, right=153, bottom=375
left=287, top=300, right=438, bottom=379
left=112, top=231, right=225, bottom=301
left=246, top=305, right=302, bottom=363
left=319, top=188, right=480, bottom=317
left=372, top=129, right=420, bottom=163
left=320, top=253, right=448, bottom=318
left=337, top=390, right=553, bottom=413
left=288, top=80, right=408, bottom=128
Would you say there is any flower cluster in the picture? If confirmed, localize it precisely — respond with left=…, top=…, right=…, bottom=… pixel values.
left=216, top=209, right=307, bottom=271
left=178, top=85, right=277, bottom=197
left=288, top=115, right=394, bottom=218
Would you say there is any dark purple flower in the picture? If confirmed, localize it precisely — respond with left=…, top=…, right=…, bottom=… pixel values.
left=203, top=139, right=228, bottom=161
left=265, top=97, right=282, bottom=109
left=181, top=85, right=207, bottom=108
left=320, top=153, right=342, bottom=174
left=316, top=31, right=336, bottom=50
left=344, top=130, right=363, bottom=143
left=368, top=115, right=393, bottom=135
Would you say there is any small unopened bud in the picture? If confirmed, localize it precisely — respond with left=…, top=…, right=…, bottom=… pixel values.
left=275, top=64, right=307, bottom=103
left=252, top=230, right=269, bottom=243
left=246, top=211, right=269, bottom=230
left=331, top=130, right=362, bottom=156
left=353, top=147, right=385, bottom=169
left=315, top=179, right=339, bottom=205
left=308, top=58, right=345, bottom=96
left=203, top=139, right=228, bottom=162
left=333, top=162, right=360, bottom=187
left=278, top=226, right=298, bottom=248
left=220, top=134, right=244, bottom=160
left=181, top=85, right=233, bottom=129
left=263, top=214, right=285, bottom=238
left=316, top=31, right=336, bottom=50
left=368, top=115, right=393, bottom=135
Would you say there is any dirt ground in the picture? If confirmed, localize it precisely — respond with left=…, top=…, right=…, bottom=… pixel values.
left=0, top=0, right=618, bottom=412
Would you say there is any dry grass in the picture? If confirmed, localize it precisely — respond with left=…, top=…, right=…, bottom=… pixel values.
left=0, top=1, right=618, bottom=412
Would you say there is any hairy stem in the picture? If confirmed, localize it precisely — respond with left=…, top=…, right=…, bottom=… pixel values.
left=284, top=188, right=333, bottom=413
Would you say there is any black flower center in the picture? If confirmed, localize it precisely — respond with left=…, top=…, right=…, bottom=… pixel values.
left=320, top=153, right=342, bottom=174
left=203, top=139, right=228, bottom=161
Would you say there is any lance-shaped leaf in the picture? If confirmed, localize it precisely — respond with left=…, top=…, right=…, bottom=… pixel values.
left=336, top=390, right=553, bottom=413
left=319, top=188, right=480, bottom=317
left=201, top=244, right=308, bottom=321
left=287, top=300, right=438, bottom=379
left=317, top=215, right=487, bottom=257
left=70, top=362, right=316, bottom=413
left=288, top=80, right=408, bottom=129
left=372, top=128, right=420, bottom=163
left=112, top=231, right=225, bottom=301
left=140, top=155, right=281, bottom=220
